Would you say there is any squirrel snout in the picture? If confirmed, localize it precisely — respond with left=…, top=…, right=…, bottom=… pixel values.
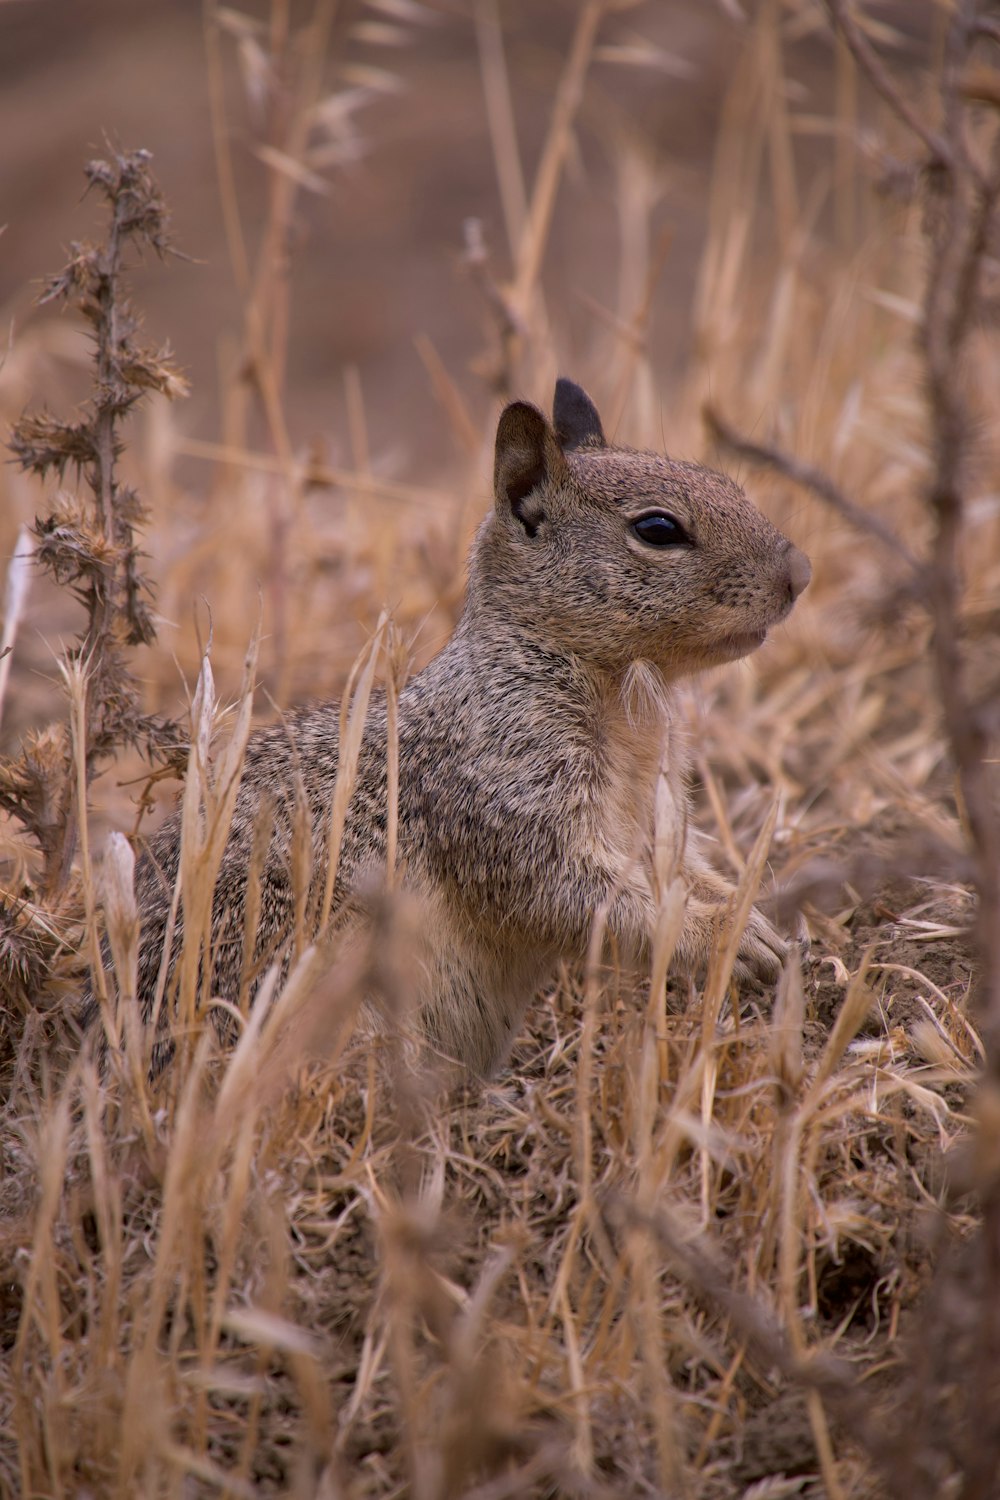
left=784, top=544, right=812, bottom=604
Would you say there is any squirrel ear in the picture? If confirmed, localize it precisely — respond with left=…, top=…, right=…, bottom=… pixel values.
left=553, top=378, right=605, bottom=450
left=494, top=401, right=568, bottom=537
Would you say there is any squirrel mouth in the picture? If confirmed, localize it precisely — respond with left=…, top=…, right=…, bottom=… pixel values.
left=718, top=627, right=769, bottom=658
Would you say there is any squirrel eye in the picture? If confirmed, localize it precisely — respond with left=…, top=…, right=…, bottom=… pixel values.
left=631, top=512, right=689, bottom=547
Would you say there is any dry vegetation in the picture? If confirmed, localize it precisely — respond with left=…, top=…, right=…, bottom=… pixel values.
left=1, top=2, right=999, bottom=1497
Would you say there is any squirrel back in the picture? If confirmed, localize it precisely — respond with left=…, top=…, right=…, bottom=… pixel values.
left=118, top=380, right=810, bottom=1077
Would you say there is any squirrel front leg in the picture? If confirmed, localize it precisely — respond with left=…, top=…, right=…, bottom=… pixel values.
left=536, top=852, right=784, bottom=987
left=675, top=834, right=786, bottom=985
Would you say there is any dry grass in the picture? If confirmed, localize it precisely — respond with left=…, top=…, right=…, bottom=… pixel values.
left=1, top=4, right=998, bottom=1497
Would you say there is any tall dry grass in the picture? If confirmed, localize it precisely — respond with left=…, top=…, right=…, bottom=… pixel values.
left=1, top=3, right=998, bottom=1497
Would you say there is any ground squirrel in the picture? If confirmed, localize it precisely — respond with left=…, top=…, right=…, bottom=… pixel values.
left=123, top=380, right=810, bottom=1077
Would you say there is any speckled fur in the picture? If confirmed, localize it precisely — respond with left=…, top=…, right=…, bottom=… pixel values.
left=125, top=381, right=810, bottom=1078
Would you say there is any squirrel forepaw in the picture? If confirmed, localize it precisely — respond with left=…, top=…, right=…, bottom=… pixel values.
left=732, top=905, right=787, bottom=987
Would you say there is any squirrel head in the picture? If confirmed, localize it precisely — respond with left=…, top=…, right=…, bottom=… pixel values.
left=474, top=378, right=811, bottom=678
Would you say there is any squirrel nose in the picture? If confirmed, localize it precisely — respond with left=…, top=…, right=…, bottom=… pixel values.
left=785, top=544, right=812, bottom=603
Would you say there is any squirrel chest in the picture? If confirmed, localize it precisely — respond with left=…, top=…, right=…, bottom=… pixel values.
left=580, top=686, right=672, bottom=881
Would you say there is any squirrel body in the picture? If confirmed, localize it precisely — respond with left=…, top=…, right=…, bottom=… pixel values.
left=127, top=381, right=810, bottom=1076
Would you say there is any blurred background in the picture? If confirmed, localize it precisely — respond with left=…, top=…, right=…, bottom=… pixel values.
left=1, top=0, right=862, bottom=456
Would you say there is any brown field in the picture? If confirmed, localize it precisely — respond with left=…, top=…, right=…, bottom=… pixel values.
left=1, top=3, right=999, bottom=1497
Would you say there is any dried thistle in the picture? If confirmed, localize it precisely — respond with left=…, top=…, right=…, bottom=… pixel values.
left=3, top=149, right=189, bottom=901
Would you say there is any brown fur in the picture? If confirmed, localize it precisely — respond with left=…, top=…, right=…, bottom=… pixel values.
left=120, top=380, right=810, bottom=1078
